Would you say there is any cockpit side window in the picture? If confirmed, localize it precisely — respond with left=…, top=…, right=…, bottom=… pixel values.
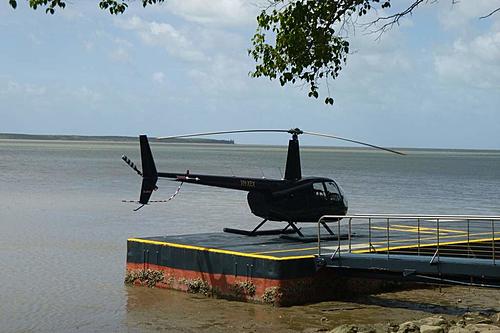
left=312, top=182, right=326, bottom=197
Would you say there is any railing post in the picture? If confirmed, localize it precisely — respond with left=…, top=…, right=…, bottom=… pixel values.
left=492, top=219, right=495, bottom=265
left=317, top=217, right=321, bottom=257
left=387, top=218, right=390, bottom=259
left=437, top=218, right=440, bottom=262
left=467, top=219, right=470, bottom=257
left=348, top=218, right=352, bottom=253
left=368, top=218, right=372, bottom=252
left=337, top=217, right=341, bottom=258
left=417, top=218, right=421, bottom=256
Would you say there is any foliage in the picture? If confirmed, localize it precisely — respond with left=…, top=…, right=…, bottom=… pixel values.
left=8, top=0, right=166, bottom=15
left=250, top=1, right=390, bottom=106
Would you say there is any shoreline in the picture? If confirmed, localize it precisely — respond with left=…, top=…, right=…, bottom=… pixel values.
left=0, top=133, right=234, bottom=144
left=325, top=312, right=500, bottom=333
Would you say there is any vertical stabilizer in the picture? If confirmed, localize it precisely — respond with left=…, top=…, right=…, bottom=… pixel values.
left=139, top=135, right=158, bottom=204
left=284, top=135, right=301, bottom=180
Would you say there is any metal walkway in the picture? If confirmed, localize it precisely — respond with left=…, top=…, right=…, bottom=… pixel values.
left=315, top=214, right=500, bottom=286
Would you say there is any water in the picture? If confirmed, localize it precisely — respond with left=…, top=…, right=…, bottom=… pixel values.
left=1, top=139, right=500, bottom=332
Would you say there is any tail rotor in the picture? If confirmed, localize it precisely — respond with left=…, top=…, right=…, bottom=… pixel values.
left=122, top=155, right=143, bottom=176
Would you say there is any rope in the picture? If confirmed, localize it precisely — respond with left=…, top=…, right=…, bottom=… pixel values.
left=149, top=182, right=183, bottom=203
left=121, top=182, right=184, bottom=209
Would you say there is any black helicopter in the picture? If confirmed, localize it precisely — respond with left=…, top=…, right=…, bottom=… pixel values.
left=122, top=128, right=403, bottom=237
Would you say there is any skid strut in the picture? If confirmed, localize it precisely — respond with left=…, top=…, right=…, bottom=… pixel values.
left=223, top=219, right=298, bottom=236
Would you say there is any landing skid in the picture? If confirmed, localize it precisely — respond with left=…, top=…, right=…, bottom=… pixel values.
left=280, top=221, right=341, bottom=242
left=223, top=219, right=298, bottom=237
left=280, top=233, right=350, bottom=243
left=223, top=220, right=336, bottom=238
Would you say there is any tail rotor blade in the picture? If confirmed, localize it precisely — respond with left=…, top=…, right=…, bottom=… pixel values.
left=302, top=131, right=405, bottom=155
left=122, top=155, right=143, bottom=176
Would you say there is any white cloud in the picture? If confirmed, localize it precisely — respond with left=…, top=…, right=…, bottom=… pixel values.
left=322, top=20, right=416, bottom=109
left=434, top=28, right=500, bottom=89
left=114, top=38, right=133, bottom=48
left=115, top=16, right=206, bottom=62
left=0, top=79, right=46, bottom=97
left=0, top=78, right=101, bottom=105
left=152, top=71, right=166, bottom=84
left=83, top=40, right=93, bottom=51
left=187, top=55, right=250, bottom=95
left=109, top=47, right=130, bottom=62
left=167, top=0, right=259, bottom=27
left=29, top=33, right=42, bottom=45
left=108, top=37, right=134, bottom=62
left=439, top=0, right=500, bottom=30
left=72, top=86, right=101, bottom=102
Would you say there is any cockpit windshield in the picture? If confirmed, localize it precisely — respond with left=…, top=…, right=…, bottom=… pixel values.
left=323, top=181, right=341, bottom=202
left=336, top=183, right=348, bottom=207
left=325, top=182, right=340, bottom=195
left=312, top=181, right=347, bottom=205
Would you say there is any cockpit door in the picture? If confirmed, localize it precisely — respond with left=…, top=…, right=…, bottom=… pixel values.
left=312, top=182, right=327, bottom=200
left=324, top=181, right=342, bottom=202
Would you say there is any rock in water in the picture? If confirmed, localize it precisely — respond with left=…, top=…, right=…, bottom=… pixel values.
left=416, top=316, right=448, bottom=328
left=329, top=324, right=359, bottom=333
left=464, top=323, right=500, bottom=332
left=419, top=325, right=443, bottom=333
left=448, top=327, right=470, bottom=333
left=396, top=321, right=419, bottom=333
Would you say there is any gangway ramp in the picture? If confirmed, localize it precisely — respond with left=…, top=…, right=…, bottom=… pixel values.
left=316, top=214, right=500, bottom=286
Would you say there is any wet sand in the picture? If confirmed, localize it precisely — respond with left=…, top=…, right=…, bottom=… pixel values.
left=125, top=284, right=500, bottom=332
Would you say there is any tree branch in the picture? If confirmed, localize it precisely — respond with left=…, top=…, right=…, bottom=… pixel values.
left=364, top=0, right=426, bottom=38
left=479, top=7, right=500, bottom=19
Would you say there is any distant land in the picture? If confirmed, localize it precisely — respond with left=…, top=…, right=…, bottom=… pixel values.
left=0, top=133, right=234, bottom=144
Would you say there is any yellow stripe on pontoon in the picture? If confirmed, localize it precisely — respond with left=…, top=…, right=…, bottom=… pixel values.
left=128, top=238, right=315, bottom=261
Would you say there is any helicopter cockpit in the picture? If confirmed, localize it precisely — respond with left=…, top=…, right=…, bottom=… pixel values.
left=312, top=181, right=348, bottom=208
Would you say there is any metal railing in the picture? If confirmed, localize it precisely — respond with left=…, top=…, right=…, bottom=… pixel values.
left=317, top=214, right=500, bottom=264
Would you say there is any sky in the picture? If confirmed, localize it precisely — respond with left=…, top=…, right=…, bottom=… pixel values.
left=0, top=0, right=499, bottom=149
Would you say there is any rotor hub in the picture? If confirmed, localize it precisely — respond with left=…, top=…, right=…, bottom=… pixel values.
left=288, top=128, right=303, bottom=136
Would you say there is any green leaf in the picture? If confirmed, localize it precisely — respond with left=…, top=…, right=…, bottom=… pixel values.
left=249, top=0, right=392, bottom=107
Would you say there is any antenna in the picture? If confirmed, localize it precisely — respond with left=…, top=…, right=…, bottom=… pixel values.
left=259, top=167, right=265, bottom=178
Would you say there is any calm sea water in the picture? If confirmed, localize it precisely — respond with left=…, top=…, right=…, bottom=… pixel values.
left=1, top=139, right=500, bottom=332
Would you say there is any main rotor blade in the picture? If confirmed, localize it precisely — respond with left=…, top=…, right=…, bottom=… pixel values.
left=157, top=128, right=404, bottom=155
left=157, top=129, right=290, bottom=140
left=302, top=131, right=405, bottom=155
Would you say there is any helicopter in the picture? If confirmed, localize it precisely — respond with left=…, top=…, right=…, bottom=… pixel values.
left=122, top=128, right=403, bottom=237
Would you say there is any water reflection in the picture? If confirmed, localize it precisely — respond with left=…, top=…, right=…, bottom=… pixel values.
left=125, top=286, right=303, bottom=332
